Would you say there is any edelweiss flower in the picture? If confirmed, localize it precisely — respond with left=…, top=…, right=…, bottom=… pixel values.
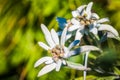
left=57, top=2, right=119, bottom=41
left=34, top=24, right=101, bottom=77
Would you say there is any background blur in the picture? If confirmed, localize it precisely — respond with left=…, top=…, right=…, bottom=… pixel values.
left=0, top=0, right=120, bottom=80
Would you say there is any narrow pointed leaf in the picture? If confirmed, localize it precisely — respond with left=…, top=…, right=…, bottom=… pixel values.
left=38, top=42, right=50, bottom=50
left=100, top=33, right=107, bottom=43
left=51, top=29, right=59, bottom=45
left=38, top=63, right=56, bottom=77
left=41, top=24, right=55, bottom=48
left=34, top=57, right=52, bottom=67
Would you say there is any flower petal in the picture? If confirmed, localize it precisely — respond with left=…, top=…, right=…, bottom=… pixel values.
left=45, top=58, right=54, bottom=64
left=66, top=33, right=72, bottom=41
left=97, top=18, right=109, bottom=23
left=71, top=18, right=80, bottom=25
left=77, top=5, right=86, bottom=14
left=63, top=47, right=69, bottom=58
left=68, top=40, right=80, bottom=50
left=41, top=24, right=55, bottom=48
left=66, top=61, right=90, bottom=71
left=90, top=27, right=98, bottom=35
left=86, top=2, right=93, bottom=19
left=38, top=42, right=50, bottom=50
left=56, top=59, right=62, bottom=71
left=60, top=27, right=67, bottom=46
left=91, top=13, right=99, bottom=19
left=68, top=25, right=80, bottom=31
left=80, top=45, right=101, bottom=53
left=75, top=29, right=84, bottom=40
left=68, top=45, right=101, bottom=57
left=51, top=29, right=59, bottom=45
left=37, top=63, right=56, bottom=77
left=34, top=57, right=52, bottom=67
left=72, top=10, right=79, bottom=18
left=98, top=24, right=119, bottom=37
left=56, top=17, right=67, bottom=29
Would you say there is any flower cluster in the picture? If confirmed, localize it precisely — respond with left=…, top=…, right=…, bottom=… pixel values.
left=34, top=2, right=120, bottom=78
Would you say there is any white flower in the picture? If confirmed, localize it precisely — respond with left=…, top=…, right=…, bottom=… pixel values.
left=34, top=24, right=101, bottom=77
left=66, top=2, right=119, bottom=40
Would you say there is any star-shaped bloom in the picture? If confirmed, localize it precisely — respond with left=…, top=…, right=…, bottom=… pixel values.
left=34, top=24, right=101, bottom=77
left=57, top=2, right=119, bottom=41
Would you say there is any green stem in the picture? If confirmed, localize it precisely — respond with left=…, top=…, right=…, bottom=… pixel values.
left=83, top=51, right=89, bottom=80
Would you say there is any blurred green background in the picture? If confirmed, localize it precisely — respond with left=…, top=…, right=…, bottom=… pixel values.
left=0, top=0, right=120, bottom=80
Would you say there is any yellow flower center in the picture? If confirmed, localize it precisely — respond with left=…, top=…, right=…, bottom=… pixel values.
left=51, top=45, right=64, bottom=61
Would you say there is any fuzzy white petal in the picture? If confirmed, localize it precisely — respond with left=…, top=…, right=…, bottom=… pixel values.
left=90, top=27, right=98, bottom=35
left=61, top=27, right=67, bottom=46
left=72, top=10, right=79, bottom=18
left=68, top=40, right=80, bottom=50
left=77, top=5, right=86, bottom=14
left=62, top=60, right=66, bottom=65
left=80, top=45, right=101, bottom=53
left=45, top=59, right=54, bottom=64
left=34, top=57, right=52, bottom=67
left=66, top=61, right=90, bottom=70
left=68, top=45, right=101, bottom=57
left=68, top=25, right=80, bottom=31
left=71, top=18, right=80, bottom=25
left=75, top=29, right=84, bottom=40
left=98, top=24, right=119, bottom=37
left=66, top=33, right=72, bottom=41
left=51, top=29, right=59, bottom=45
left=56, top=59, right=62, bottom=71
left=63, top=47, right=69, bottom=58
left=86, top=2, right=93, bottom=19
left=37, top=63, right=56, bottom=77
left=38, top=42, right=50, bottom=50
left=91, top=13, right=99, bottom=19
left=41, top=24, right=55, bottom=48
left=97, top=18, right=109, bottom=23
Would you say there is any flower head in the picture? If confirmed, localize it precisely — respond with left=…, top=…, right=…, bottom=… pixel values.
left=57, top=2, right=120, bottom=41
left=34, top=24, right=101, bottom=77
